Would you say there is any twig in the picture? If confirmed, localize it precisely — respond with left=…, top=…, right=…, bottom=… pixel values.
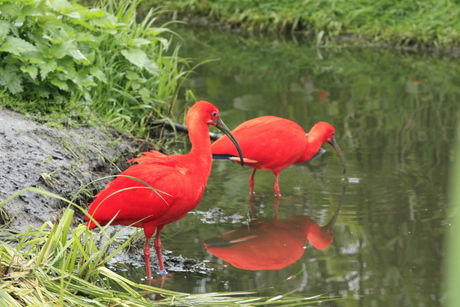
left=150, top=119, right=221, bottom=140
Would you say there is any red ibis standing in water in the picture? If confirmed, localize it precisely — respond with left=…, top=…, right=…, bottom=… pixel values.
left=85, top=101, right=244, bottom=279
left=211, top=116, right=346, bottom=196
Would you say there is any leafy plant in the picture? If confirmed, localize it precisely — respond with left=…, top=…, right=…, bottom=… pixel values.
left=0, top=0, right=191, bottom=137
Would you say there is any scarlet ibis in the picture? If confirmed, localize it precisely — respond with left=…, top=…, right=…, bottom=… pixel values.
left=85, top=100, right=244, bottom=279
left=204, top=195, right=342, bottom=270
left=211, top=116, right=346, bottom=196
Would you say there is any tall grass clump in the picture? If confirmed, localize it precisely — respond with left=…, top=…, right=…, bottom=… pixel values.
left=148, top=0, right=460, bottom=47
left=0, top=187, right=336, bottom=306
left=0, top=0, right=190, bottom=137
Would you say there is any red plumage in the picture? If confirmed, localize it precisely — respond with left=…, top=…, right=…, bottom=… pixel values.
left=211, top=116, right=346, bottom=196
left=85, top=100, right=243, bottom=279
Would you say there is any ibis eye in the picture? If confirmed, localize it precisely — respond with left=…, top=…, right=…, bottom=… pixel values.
left=212, top=111, right=218, bottom=117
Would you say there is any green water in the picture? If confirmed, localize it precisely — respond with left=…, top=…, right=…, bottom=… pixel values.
left=128, top=25, right=459, bottom=306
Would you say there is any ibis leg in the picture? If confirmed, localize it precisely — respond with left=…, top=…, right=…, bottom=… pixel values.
left=143, top=237, right=153, bottom=280
left=154, top=225, right=167, bottom=276
left=273, top=172, right=281, bottom=196
left=249, top=169, right=257, bottom=194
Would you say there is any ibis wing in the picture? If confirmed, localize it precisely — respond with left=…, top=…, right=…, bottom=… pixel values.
left=86, top=161, right=200, bottom=228
left=211, top=116, right=307, bottom=170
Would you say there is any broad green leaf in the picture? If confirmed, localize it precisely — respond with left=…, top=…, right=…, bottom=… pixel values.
left=0, top=3, right=22, bottom=18
left=0, top=36, right=38, bottom=55
left=144, top=59, right=160, bottom=76
left=68, top=49, right=89, bottom=64
left=139, top=87, right=151, bottom=103
left=121, top=48, right=147, bottom=69
left=85, top=8, right=106, bottom=19
left=51, top=79, right=69, bottom=90
left=130, top=38, right=151, bottom=47
left=126, top=71, right=140, bottom=80
left=0, top=65, right=23, bottom=94
left=0, top=21, right=10, bottom=42
left=58, top=56, right=77, bottom=77
left=63, top=11, right=80, bottom=19
left=48, top=40, right=75, bottom=59
left=20, top=65, right=38, bottom=80
left=38, top=59, right=58, bottom=79
left=69, top=18, right=95, bottom=31
left=89, top=67, right=107, bottom=83
left=76, top=75, right=96, bottom=88
left=156, top=37, right=170, bottom=50
left=48, top=0, right=73, bottom=12
left=131, top=81, right=141, bottom=90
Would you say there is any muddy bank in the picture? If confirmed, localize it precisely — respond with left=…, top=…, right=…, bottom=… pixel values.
left=0, top=107, right=143, bottom=232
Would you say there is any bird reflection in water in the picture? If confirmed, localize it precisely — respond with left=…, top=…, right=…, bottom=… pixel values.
left=204, top=191, right=344, bottom=271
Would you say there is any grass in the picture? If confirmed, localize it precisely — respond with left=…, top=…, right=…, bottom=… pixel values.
left=147, top=0, right=460, bottom=47
left=0, top=186, right=337, bottom=306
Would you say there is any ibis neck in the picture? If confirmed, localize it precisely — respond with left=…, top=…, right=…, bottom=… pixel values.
left=297, top=134, right=323, bottom=163
left=187, top=116, right=212, bottom=175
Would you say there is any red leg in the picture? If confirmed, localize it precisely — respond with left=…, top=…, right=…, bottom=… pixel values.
left=273, top=172, right=281, bottom=196
left=143, top=237, right=153, bottom=280
left=154, top=225, right=167, bottom=276
left=249, top=169, right=256, bottom=194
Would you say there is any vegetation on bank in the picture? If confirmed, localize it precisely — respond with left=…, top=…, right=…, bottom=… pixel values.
left=148, top=0, right=460, bottom=47
left=0, top=0, right=191, bottom=138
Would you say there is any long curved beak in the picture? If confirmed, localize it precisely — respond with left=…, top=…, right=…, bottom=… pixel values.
left=216, top=118, right=244, bottom=167
left=328, top=138, right=346, bottom=174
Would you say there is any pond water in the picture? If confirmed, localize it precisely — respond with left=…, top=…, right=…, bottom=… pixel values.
left=125, top=25, right=459, bottom=306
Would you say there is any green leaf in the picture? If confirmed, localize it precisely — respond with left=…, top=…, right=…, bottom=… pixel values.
left=89, top=67, right=107, bottom=83
left=0, top=21, right=10, bottom=42
left=0, top=36, right=38, bottom=56
left=131, top=81, right=141, bottom=90
left=20, top=65, right=38, bottom=80
left=51, top=79, right=69, bottom=91
left=121, top=48, right=147, bottom=69
left=48, top=0, right=74, bottom=12
left=85, top=8, right=107, bottom=19
left=130, top=38, right=151, bottom=47
left=126, top=71, right=140, bottom=81
left=0, top=2, right=22, bottom=18
left=156, top=37, right=170, bottom=50
left=38, top=59, right=58, bottom=79
left=76, top=74, right=96, bottom=88
left=63, top=11, right=80, bottom=19
left=49, top=41, right=75, bottom=59
left=68, top=48, right=89, bottom=64
left=144, top=59, right=159, bottom=76
left=0, top=65, right=23, bottom=94
left=139, top=87, right=151, bottom=103
left=56, top=58, right=77, bottom=80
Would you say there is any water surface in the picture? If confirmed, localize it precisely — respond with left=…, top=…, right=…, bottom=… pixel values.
left=128, top=25, right=459, bottom=306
